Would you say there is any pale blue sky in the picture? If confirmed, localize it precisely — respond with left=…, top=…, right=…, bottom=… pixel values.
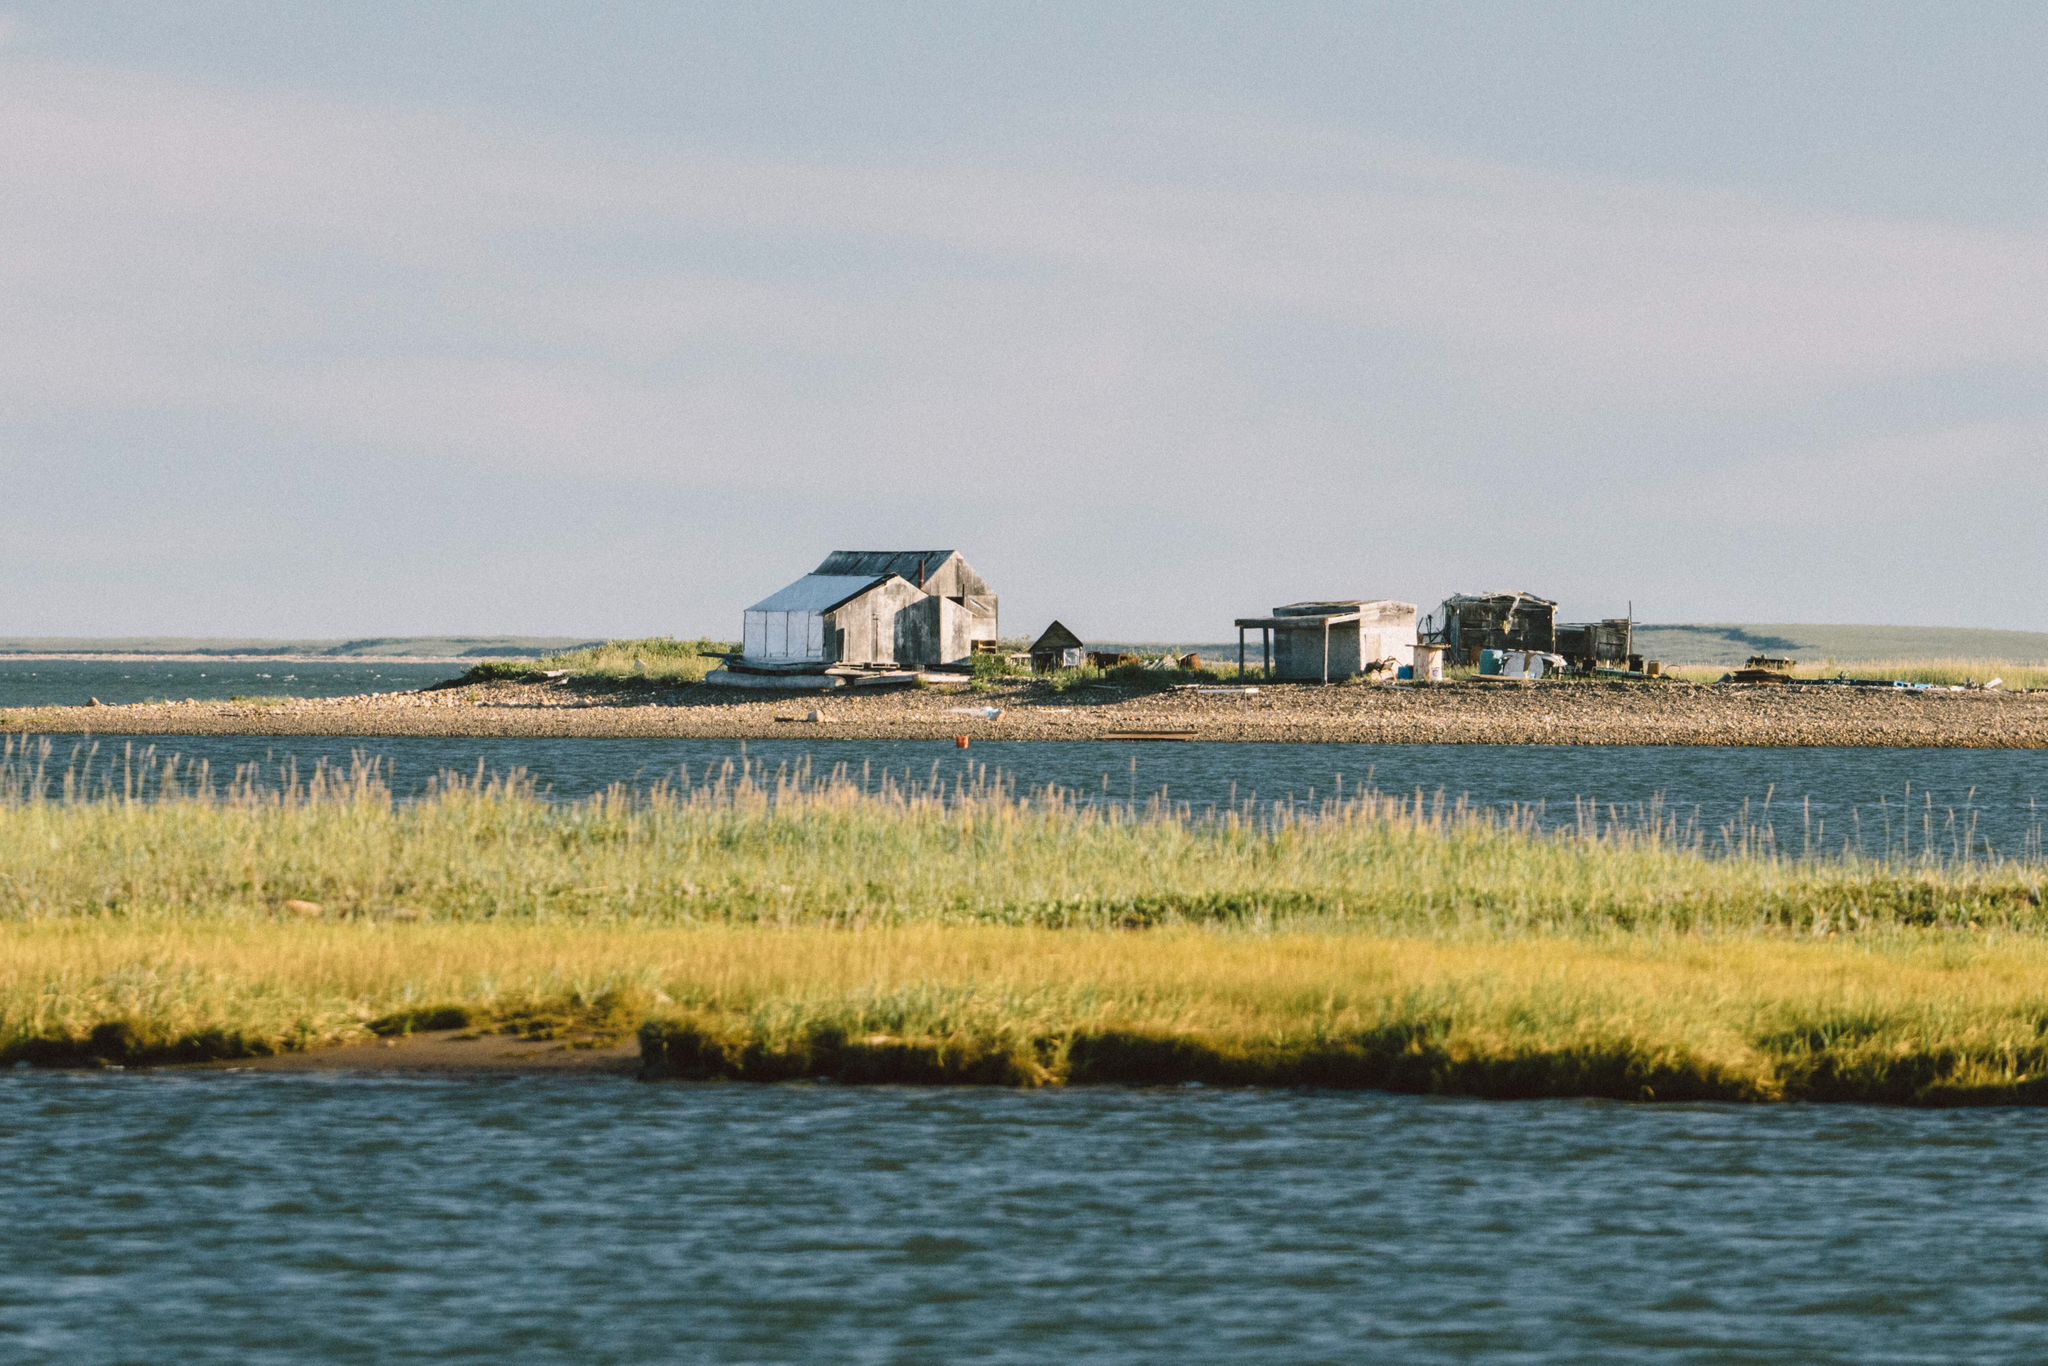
left=4, top=2, right=2045, bottom=638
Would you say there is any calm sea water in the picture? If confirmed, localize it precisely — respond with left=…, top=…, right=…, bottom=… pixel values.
left=4, top=1075, right=2044, bottom=1364
left=19, top=733, right=2048, bottom=860
left=0, top=658, right=459, bottom=709
left=6, top=659, right=2044, bottom=857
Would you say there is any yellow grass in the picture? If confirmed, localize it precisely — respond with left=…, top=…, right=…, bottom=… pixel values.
left=9, top=920, right=2048, bottom=1103
left=464, top=637, right=734, bottom=686
left=4, top=743, right=2047, bottom=1100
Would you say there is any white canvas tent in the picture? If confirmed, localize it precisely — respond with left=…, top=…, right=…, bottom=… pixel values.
left=741, top=574, right=886, bottom=665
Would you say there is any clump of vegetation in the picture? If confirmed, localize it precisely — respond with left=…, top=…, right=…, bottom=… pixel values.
left=969, top=652, right=1023, bottom=692
left=1040, top=657, right=1243, bottom=692
left=462, top=637, right=735, bottom=688
left=1043, top=664, right=1106, bottom=694
left=3, top=741, right=2046, bottom=1100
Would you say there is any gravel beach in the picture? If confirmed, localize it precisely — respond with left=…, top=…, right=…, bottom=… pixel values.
left=5, top=677, right=2046, bottom=748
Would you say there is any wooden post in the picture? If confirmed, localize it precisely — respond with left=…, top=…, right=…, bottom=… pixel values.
left=1238, top=626, right=1245, bottom=680
left=1322, top=620, right=1331, bottom=684
left=1263, top=628, right=1272, bottom=681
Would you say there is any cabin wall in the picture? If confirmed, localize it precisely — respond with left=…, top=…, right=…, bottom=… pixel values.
left=893, top=594, right=998, bottom=667
left=823, top=579, right=925, bottom=666
left=1361, top=604, right=1418, bottom=670
left=896, top=595, right=956, bottom=668
left=1271, top=607, right=1417, bottom=680
left=1273, top=623, right=1361, bottom=680
left=959, top=595, right=998, bottom=650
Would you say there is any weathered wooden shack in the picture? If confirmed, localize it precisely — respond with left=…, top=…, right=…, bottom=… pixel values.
left=1234, top=600, right=1417, bottom=683
left=1027, top=621, right=1085, bottom=673
left=1556, top=618, right=1634, bottom=670
left=740, top=549, right=999, bottom=670
left=1423, top=592, right=1557, bottom=664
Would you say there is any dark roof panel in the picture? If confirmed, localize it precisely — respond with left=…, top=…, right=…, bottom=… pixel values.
left=1028, top=621, right=1084, bottom=654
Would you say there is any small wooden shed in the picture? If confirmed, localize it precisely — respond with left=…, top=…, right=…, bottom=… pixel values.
left=1027, top=622, right=1085, bottom=673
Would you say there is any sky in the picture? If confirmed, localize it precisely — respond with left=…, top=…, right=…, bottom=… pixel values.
left=3, top=1, right=2046, bottom=639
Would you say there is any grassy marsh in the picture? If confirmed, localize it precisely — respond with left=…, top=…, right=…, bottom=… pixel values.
left=4, top=742, right=2047, bottom=1101
left=461, top=637, right=735, bottom=687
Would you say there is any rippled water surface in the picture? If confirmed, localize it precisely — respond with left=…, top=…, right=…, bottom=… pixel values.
left=4, top=1075, right=2045, bottom=1364
left=0, top=658, right=456, bottom=708
left=8, top=657, right=2046, bottom=857
left=18, top=732, right=2048, bottom=859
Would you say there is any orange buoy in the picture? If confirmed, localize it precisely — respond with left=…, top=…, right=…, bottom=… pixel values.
left=955, top=736, right=971, bottom=749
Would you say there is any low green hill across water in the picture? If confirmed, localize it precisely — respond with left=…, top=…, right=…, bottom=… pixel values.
left=0, top=637, right=600, bottom=659
left=1633, top=624, right=2048, bottom=666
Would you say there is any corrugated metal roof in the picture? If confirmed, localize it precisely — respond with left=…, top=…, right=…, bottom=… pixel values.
left=744, top=574, right=889, bottom=615
left=812, top=551, right=958, bottom=580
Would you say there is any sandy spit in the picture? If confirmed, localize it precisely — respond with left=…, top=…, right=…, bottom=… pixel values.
left=5, top=678, right=2047, bottom=748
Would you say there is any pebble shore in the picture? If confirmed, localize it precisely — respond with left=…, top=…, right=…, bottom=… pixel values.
left=5, top=677, right=2046, bottom=748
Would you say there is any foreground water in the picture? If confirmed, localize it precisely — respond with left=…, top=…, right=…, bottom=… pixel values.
left=25, top=732, right=2048, bottom=859
left=3, top=1076, right=2042, bottom=1364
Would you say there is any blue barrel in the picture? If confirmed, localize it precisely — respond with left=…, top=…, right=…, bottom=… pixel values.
left=1479, top=649, right=1504, bottom=676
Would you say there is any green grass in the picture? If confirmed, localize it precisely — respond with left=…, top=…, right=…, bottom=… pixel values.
left=460, top=637, right=736, bottom=687
left=3, top=743, right=2046, bottom=1100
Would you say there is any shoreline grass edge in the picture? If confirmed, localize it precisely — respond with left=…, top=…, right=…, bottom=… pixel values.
left=5, top=745, right=2048, bottom=1104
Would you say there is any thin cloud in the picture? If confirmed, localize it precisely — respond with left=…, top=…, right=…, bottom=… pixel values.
left=2, top=48, right=2044, bottom=631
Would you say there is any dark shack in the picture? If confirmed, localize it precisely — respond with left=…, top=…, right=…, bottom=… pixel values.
left=1556, top=618, right=1635, bottom=670
left=1423, top=592, right=1558, bottom=664
left=1027, top=621, right=1085, bottom=673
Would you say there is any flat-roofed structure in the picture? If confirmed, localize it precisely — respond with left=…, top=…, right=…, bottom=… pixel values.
left=1233, top=600, right=1418, bottom=683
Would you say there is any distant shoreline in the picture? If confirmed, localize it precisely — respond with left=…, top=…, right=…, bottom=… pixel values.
left=0, top=653, right=477, bottom=666
left=7, top=675, right=2047, bottom=748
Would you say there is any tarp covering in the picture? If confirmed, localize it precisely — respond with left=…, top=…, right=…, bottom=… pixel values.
left=745, top=574, right=887, bottom=616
